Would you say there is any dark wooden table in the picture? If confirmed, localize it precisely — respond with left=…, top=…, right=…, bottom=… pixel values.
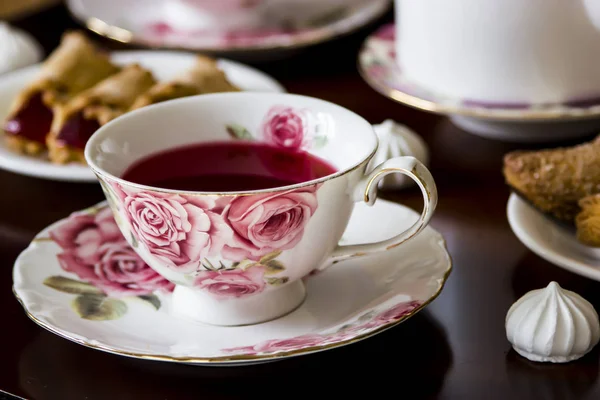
left=3, top=4, right=600, bottom=400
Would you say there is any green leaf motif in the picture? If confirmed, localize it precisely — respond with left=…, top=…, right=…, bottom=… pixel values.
left=265, top=276, right=289, bottom=286
left=226, top=124, right=253, bottom=140
left=259, top=250, right=282, bottom=264
left=312, top=135, right=328, bottom=149
left=99, top=181, right=120, bottom=211
left=130, top=232, right=139, bottom=248
left=265, top=260, right=286, bottom=276
left=138, top=294, right=161, bottom=310
left=202, top=258, right=218, bottom=271
left=113, top=210, right=125, bottom=231
left=43, top=276, right=103, bottom=295
left=71, top=294, right=127, bottom=321
left=236, top=259, right=257, bottom=271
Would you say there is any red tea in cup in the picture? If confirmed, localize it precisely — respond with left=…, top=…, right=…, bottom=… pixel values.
left=121, top=141, right=337, bottom=191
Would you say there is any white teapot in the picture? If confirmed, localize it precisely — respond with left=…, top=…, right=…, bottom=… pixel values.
left=395, top=0, right=600, bottom=105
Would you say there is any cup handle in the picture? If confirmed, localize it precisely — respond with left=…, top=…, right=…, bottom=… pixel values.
left=328, top=156, right=438, bottom=264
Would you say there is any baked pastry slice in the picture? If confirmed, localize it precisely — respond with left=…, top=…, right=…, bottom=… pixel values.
left=2, top=31, right=119, bottom=155
left=503, top=135, right=600, bottom=222
left=575, top=194, right=600, bottom=247
left=47, top=64, right=157, bottom=164
left=130, top=55, right=240, bottom=110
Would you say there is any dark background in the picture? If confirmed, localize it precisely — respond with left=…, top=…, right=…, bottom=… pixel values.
left=2, top=3, right=600, bottom=399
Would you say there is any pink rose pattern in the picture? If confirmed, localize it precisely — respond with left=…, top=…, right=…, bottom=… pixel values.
left=222, top=300, right=421, bottom=355
left=262, top=105, right=308, bottom=150
left=48, top=207, right=174, bottom=297
left=111, top=181, right=320, bottom=298
left=96, top=105, right=327, bottom=299
left=221, top=186, right=318, bottom=261
left=195, top=265, right=266, bottom=298
left=120, top=190, right=232, bottom=272
left=226, top=105, right=329, bottom=151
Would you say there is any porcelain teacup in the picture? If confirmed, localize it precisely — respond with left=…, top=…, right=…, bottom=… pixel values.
left=84, top=92, right=438, bottom=326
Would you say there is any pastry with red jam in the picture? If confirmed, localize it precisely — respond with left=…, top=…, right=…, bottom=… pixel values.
left=130, top=55, right=240, bottom=110
left=47, top=64, right=157, bottom=164
left=3, top=31, right=119, bottom=156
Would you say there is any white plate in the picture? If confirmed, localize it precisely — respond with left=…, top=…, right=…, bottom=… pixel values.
left=507, top=193, right=600, bottom=281
left=13, top=199, right=451, bottom=366
left=0, top=51, right=285, bottom=182
left=66, top=0, right=391, bottom=56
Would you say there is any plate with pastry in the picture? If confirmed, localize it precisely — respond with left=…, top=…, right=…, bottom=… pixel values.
left=0, top=31, right=285, bottom=182
left=504, top=136, right=600, bottom=281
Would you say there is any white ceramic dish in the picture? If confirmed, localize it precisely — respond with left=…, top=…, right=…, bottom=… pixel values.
left=13, top=199, right=451, bottom=366
left=66, top=0, right=391, bottom=57
left=0, top=50, right=285, bottom=182
left=507, top=193, right=600, bottom=282
left=358, top=24, right=600, bottom=142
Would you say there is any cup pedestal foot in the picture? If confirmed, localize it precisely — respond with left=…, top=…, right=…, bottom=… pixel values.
left=170, top=280, right=306, bottom=326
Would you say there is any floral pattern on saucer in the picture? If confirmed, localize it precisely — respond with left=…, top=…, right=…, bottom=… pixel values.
left=227, top=105, right=330, bottom=150
left=358, top=23, right=600, bottom=121
left=42, top=205, right=173, bottom=321
left=222, top=300, right=421, bottom=355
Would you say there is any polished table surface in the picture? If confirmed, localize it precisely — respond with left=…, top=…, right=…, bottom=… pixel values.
left=3, top=5, right=600, bottom=400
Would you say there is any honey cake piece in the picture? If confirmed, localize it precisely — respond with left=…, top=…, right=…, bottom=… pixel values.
left=503, top=135, right=600, bottom=222
left=576, top=194, right=600, bottom=247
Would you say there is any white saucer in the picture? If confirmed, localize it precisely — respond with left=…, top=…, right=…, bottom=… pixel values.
left=13, top=199, right=451, bottom=366
left=0, top=50, right=285, bottom=182
left=358, top=24, right=600, bottom=142
left=66, top=0, right=390, bottom=57
left=507, top=193, right=600, bottom=281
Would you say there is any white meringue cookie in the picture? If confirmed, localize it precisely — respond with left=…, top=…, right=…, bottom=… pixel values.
left=506, top=281, right=600, bottom=363
left=369, top=119, right=430, bottom=189
left=0, top=22, right=42, bottom=75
